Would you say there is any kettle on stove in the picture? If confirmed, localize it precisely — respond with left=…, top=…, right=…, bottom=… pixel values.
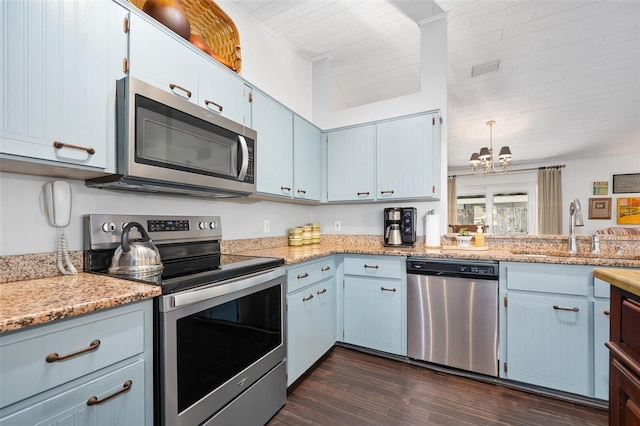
left=108, top=222, right=163, bottom=279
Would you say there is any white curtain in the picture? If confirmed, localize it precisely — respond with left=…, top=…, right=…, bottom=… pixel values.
left=537, top=167, right=562, bottom=234
left=447, top=176, right=457, bottom=227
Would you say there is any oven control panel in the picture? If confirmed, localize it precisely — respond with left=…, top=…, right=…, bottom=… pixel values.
left=148, top=219, right=190, bottom=232
left=84, top=214, right=222, bottom=249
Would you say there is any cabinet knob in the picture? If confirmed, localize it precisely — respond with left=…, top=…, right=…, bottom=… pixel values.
left=297, top=272, right=309, bottom=279
left=380, top=287, right=397, bottom=292
left=302, top=294, right=314, bottom=302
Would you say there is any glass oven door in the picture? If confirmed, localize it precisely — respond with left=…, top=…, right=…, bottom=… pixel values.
left=157, top=269, right=285, bottom=426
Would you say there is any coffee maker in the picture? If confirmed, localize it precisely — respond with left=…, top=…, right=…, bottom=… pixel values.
left=383, top=207, right=417, bottom=247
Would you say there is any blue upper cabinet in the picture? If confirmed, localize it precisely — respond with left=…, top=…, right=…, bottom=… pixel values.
left=0, top=0, right=128, bottom=173
left=326, top=112, right=441, bottom=202
left=376, top=113, right=440, bottom=200
left=327, top=125, right=376, bottom=201
left=251, top=90, right=294, bottom=198
left=128, top=13, right=200, bottom=103
left=293, top=116, right=323, bottom=201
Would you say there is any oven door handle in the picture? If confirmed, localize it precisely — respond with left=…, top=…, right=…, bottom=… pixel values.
left=168, top=268, right=284, bottom=309
left=237, top=135, right=249, bottom=181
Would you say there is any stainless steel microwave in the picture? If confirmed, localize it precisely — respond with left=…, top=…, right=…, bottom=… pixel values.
left=87, top=77, right=256, bottom=198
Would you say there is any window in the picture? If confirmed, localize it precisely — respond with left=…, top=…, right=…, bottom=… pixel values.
left=455, top=176, right=537, bottom=234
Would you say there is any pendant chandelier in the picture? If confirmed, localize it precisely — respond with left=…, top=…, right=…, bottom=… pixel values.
left=469, top=120, right=512, bottom=175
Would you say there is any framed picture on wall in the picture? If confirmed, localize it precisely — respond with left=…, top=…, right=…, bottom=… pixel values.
left=589, top=198, right=612, bottom=220
left=613, top=173, right=640, bottom=194
left=617, top=197, right=640, bottom=225
left=593, top=181, right=608, bottom=195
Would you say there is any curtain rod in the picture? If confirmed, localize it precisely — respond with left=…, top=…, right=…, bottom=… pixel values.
left=448, top=164, right=566, bottom=179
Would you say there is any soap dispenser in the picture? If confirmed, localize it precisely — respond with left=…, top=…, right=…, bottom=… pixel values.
left=475, top=225, right=485, bottom=247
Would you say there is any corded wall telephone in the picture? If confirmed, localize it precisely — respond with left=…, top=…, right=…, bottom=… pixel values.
left=42, top=181, right=77, bottom=275
left=43, top=181, right=72, bottom=227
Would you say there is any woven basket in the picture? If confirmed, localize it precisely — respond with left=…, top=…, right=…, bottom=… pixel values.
left=130, top=0, right=242, bottom=72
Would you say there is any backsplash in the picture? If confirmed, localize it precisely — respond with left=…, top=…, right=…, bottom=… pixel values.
left=2, top=234, right=638, bottom=283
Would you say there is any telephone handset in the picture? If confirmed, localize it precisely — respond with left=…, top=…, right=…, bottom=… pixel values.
left=43, top=181, right=72, bottom=227
left=42, top=181, right=77, bottom=275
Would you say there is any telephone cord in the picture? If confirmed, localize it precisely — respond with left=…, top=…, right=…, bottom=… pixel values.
left=56, top=228, right=78, bottom=275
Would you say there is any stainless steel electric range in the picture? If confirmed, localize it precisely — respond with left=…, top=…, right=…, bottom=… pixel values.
left=84, top=214, right=286, bottom=426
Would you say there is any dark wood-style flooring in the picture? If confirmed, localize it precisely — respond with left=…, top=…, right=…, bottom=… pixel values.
left=269, top=346, right=607, bottom=426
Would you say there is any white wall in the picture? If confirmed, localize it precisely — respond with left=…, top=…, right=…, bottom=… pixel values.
left=451, top=153, right=640, bottom=236
left=561, top=154, right=640, bottom=235
left=0, top=173, right=313, bottom=256
left=218, top=1, right=313, bottom=121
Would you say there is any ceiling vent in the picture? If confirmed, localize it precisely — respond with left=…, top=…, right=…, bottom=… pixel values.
left=472, top=60, right=500, bottom=77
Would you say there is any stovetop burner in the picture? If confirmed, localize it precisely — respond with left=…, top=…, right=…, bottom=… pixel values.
left=83, top=214, right=284, bottom=294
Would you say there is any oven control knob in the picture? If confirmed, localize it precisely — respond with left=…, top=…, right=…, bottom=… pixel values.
left=101, top=222, right=116, bottom=233
left=209, top=222, right=217, bottom=230
left=198, top=222, right=207, bottom=230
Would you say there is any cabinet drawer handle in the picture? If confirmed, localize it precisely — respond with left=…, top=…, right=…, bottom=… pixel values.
left=321, top=266, right=331, bottom=272
left=302, top=294, right=314, bottom=302
left=604, top=310, right=610, bottom=316
left=169, top=83, right=192, bottom=98
left=380, top=190, right=395, bottom=195
left=364, top=264, right=379, bottom=269
left=204, top=99, right=223, bottom=112
left=53, top=141, right=95, bottom=155
left=317, top=288, right=327, bottom=295
left=357, top=192, right=370, bottom=196
left=46, top=339, right=101, bottom=363
left=297, top=272, right=309, bottom=279
left=553, top=305, right=579, bottom=312
left=297, top=189, right=306, bottom=195
left=281, top=186, right=291, bottom=192
left=381, top=287, right=397, bottom=292
left=87, top=380, right=132, bottom=406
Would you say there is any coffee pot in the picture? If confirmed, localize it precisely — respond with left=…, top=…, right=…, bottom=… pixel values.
left=385, top=223, right=403, bottom=245
left=383, top=207, right=417, bottom=247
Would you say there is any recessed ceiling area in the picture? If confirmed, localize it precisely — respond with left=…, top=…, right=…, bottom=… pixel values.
left=230, top=0, right=640, bottom=169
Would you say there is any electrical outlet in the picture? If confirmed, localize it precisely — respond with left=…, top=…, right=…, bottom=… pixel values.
left=334, top=221, right=341, bottom=231
left=264, top=220, right=271, bottom=233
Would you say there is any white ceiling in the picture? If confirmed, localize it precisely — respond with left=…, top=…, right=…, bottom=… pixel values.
left=231, top=0, right=640, bottom=170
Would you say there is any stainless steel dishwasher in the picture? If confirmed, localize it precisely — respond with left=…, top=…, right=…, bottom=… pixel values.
left=407, top=258, right=499, bottom=377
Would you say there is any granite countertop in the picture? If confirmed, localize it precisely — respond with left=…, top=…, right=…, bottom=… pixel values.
left=1, top=235, right=638, bottom=334
left=593, top=268, right=640, bottom=297
left=238, top=240, right=640, bottom=269
left=0, top=273, right=161, bottom=333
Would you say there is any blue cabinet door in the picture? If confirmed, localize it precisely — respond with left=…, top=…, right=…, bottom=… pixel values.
left=376, top=114, right=439, bottom=200
left=293, top=116, right=322, bottom=201
left=286, top=278, right=336, bottom=386
left=326, top=125, right=375, bottom=201
left=593, top=300, right=610, bottom=400
left=286, top=286, right=319, bottom=385
left=506, top=292, right=589, bottom=396
left=128, top=13, right=200, bottom=102
left=343, top=276, right=403, bottom=355
left=1, top=0, right=127, bottom=171
left=251, top=90, right=293, bottom=197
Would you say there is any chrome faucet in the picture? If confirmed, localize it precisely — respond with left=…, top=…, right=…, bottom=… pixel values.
left=568, top=198, right=584, bottom=253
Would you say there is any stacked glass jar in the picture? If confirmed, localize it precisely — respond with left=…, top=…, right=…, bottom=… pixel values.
left=288, top=223, right=321, bottom=246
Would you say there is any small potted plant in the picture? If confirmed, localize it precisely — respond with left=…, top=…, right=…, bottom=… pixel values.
left=456, top=228, right=473, bottom=246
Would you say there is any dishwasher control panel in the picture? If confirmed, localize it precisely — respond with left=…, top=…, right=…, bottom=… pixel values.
left=407, top=258, right=498, bottom=279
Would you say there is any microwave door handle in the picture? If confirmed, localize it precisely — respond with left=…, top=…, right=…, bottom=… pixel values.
left=237, top=135, right=249, bottom=181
